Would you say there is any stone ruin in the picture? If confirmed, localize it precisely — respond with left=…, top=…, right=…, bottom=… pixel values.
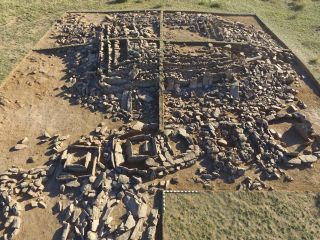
left=1, top=10, right=320, bottom=240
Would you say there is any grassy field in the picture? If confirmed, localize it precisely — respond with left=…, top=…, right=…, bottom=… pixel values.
left=0, top=0, right=319, bottom=84
left=164, top=192, right=320, bottom=240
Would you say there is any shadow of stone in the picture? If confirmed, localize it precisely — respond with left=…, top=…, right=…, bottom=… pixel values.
left=9, top=147, right=17, bottom=152
left=45, top=176, right=61, bottom=199
left=52, top=226, right=64, bottom=240
left=153, top=191, right=163, bottom=240
left=281, top=125, right=305, bottom=148
left=170, top=135, right=189, bottom=154
left=45, top=149, right=56, bottom=157
left=278, top=161, right=312, bottom=171
left=0, top=212, right=6, bottom=232
left=24, top=204, right=34, bottom=212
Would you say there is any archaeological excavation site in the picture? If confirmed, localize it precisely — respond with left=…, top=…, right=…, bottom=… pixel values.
left=0, top=9, right=320, bottom=240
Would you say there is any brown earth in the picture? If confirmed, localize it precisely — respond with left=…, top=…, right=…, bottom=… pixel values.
left=224, top=15, right=263, bottom=31
left=0, top=51, right=110, bottom=172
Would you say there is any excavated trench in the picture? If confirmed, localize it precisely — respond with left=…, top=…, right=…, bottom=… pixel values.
left=0, top=10, right=320, bottom=240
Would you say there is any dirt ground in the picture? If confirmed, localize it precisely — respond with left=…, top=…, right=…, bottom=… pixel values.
left=0, top=51, right=110, bottom=172
left=14, top=194, right=61, bottom=240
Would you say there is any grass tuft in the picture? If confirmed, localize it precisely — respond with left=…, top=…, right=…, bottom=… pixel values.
left=288, top=0, right=306, bottom=11
left=198, top=0, right=221, bottom=8
left=209, top=2, right=221, bottom=8
left=309, top=58, right=319, bottom=65
left=111, top=0, right=128, bottom=3
left=152, top=3, right=163, bottom=8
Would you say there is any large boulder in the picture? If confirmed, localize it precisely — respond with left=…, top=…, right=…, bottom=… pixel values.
left=288, top=154, right=318, bottom=166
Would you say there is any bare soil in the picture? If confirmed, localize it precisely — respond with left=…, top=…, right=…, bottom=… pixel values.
left=0, top=51, right=110, bottom=172
left=224, top=16, right=263, bottom=31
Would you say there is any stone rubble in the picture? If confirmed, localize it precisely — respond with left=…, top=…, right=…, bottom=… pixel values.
left=163, top=40, right=319, bottom=185
left=0, top=165, right=51, bottom=239
left=164, top=12, right=282, bottom=49
left=53, top=14, right=98, bottom=45
left=61, top=38, right=159, bottom=122
left=1, top=139, right=161, bottom=239
left=102, top=12, right=160, bottom=39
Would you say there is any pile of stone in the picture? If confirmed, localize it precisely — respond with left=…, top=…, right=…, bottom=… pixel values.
left=163, top=43, right=243, bottom=91
left=163, top=41, right=319, bottom=184
left=62, top=38, right=159, bottom=122
left=97, top=38, right=159, bottom=122
left=164, top=12, right=282, bottom=49
left=52, top=121, right=199, bottom=182
left=1, top=195, right=22, bottom=240
left=53, top=10, right=320, bottom=191
left=237, top=176, right=272, bottom=191
left=98, top=39, right=159, bottom=84
left=0, top=165, right=53, bottom=239
left=54, top=168, right=160, bottom=240
left=102, top=11, right=160, bottom=38
left=4, top=9, right=320, bottom=240
left=0, top=165, right=52, bottom=199
left=0, top=159, right=161, bottom=240
left=52, top=122, right=173, bottom=239
left=53, top=13, right=98, bottom=45
left=1, top=123, right=168, bottom=239
left=52, top=13, right=161, bottom=122
left=46, top=124, right=164, bottom=239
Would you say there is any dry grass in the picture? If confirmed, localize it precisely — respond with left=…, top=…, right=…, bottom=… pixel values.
left=164, top=192, right=320, bottom=240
